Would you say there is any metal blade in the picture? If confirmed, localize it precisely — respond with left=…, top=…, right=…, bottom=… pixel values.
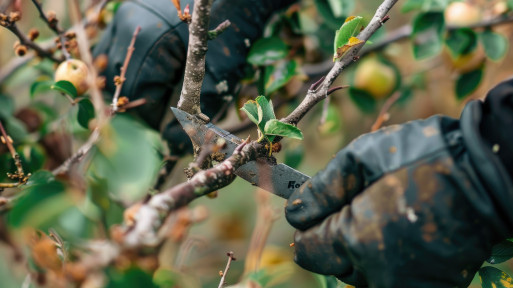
left=171, top=107, right=310, bottom=199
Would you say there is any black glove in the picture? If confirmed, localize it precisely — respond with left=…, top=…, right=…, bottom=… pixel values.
left=94, top=0, right=296, bottom=155
left=285, top=81, right=513, bottom=287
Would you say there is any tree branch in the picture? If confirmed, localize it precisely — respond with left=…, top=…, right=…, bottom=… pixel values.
left=30, top=0, right=71, bottom=60
left=282, top=0, right=398, bottom=125
left=122, top=138, right=257, bottom=247
left=177, top=0, right=213, bottom=118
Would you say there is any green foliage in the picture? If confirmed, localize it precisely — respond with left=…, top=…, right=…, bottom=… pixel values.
left=284, top=143, right=304, bottom=169
left=479, top=266, right=513, bottom=288
left=401, top=0, right=448, bottom=13
left=315, top=0, right=355, bottom=30
left=30, top=79, right=53, bottom=99
left=247, top=37, right=289, bottom=66
left=318, top=103, right=342, bottom=136
left=88, top=115, right=164, bottom=203
left=445, top=28, right=478, bottom=57
left=240, top=96, right=303, bottom=143
left=51, top=80, right=78, bottom=99
left=0, top=93, right=14, bottom=119
left=264, top=60, right=298, bottom=94
left=480, top=30, right=508, bottom=61
left=411, top=12, right=445, bottom=59
left=487, top=240, right=513, bottom=264
left=333, top=16, right=364, bottom=61
left=77, top=99, right=95, bottom=129
left=106, top=267, right=158, bottom=288
left=8, top=171, right=73, bottom=230
left=348, top=87, right=376, bottom=114
left=455, top=67, right=484, bottom=99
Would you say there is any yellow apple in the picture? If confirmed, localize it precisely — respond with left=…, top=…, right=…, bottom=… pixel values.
left=54, top=59, right=90, bottom=95
left=444, top=2, right=482, bottom=26
left=353, top=56, right=397, bottom=100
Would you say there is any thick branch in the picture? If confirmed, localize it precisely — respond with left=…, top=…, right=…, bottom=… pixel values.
left=282, top=0, right=399, bottom=125
left=177, top=0, right=213, bottom=116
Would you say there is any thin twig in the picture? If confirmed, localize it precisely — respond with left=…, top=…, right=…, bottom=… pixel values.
left=111, top=26, right=141, bottom=112
left=282, top=0, right=398, bottom=125
left=1, top=21, right=61, bottom=62
left=208, top=20, right=231, bottom=40
left=177, top=0, right=214, bottom=117
left=52, top=128, right=100, bottom=175
left=30, top=0, right=71, bottom=59
left=0, top=120, right=27, bottom=185
left=370, top=91, right=401, bottom=132
left=218, top=251, right=236, bottom=288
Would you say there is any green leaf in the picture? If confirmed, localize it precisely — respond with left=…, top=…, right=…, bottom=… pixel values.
left=264, top=60, right=298, bottom=94
left=284, top=143, right=304, bottom=169
left=264, top=119, right=303, bottom=140
left=240, top=100, right=259, bottom=125
left=348, top=87, right=376, bottom=114
left=327, top=0, right=354, bottom=18
left=106, top=267, right=158, bottom=288
left=487, top=240, right=513, bottom=264
left=445, top=28, right=477, bottom=57
left=247, top=37, right=288, bottom=66
left=8, top=171, right=72, bottom=230
left=89, top=115, right=163, bottom=203
left=15, top=144, right=46, bottom=173
left=455, top=67, right=483, bottom=100
left=333, top=16, right=364, bottom=59
left=480, top=30, right=508, bottom=61
left=77, top=99, right=95, bottom=129
left=51, top=80, right=78, bottom=99
left=30, top=80, right=53, bottom=99
left=318, top=103, right=342, bottom=135
left=401, top=0, right=448, bottom=13
left=4, top=116, right=29, bottom=143
left=479, top=266, right=513, bottom=288
left=411, top=12, right=445, bottom=60
left=0, top=93, right=14, bottom=119
left=315, top=0, right=352, bottom=30
left=314, top=274, right=342, bottom=288
left=256, top=95, right=276, bottom=132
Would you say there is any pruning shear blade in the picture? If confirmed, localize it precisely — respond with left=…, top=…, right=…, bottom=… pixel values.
left=171, top=107, right=310, bottom=199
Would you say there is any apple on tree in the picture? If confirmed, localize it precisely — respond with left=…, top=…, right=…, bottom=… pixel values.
left=54, top=59, right=90, bottom=96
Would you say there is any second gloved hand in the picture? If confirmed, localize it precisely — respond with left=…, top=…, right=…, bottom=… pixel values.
left=285, top=102, right=513, bottom=287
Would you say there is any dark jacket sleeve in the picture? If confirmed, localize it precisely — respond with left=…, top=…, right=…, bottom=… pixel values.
left=479, top=78, right=513, bottom=177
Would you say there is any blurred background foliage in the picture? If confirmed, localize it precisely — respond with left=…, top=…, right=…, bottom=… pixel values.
left=1, top=0, right=513, bottom=287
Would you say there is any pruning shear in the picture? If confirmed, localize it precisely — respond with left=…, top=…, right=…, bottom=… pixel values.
left=171, top=107, right=311, bottom=199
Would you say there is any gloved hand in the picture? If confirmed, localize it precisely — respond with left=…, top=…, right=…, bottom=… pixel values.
left=285, top=82, right=513, bottom=287
left=93, top=0, right=296, bottom=155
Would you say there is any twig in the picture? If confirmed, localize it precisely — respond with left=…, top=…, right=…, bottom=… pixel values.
left=177, top=0, right=214, bottom=117
left=30, top=0, right=71, bottom=60
left=218, top=251, right=236, bottom=288
left=282, top=0, right=398, bottom=125
left=0, top=18, right=61, bottom=62
left=111, top=26, right=141, bottom=112
left=0, top=120, right=28, bottom=186
left=370, top=91, right=401, bottom=132
left=208, top=20, right=231, bottom=40
left=52, top=128, right=100, bottom=175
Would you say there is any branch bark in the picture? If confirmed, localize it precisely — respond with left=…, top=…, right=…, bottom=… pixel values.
left=177, top=0, right=213, bottom=117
